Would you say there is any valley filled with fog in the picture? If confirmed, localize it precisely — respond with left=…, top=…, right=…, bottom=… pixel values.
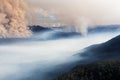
left=0, top=29, right=119, bottom=80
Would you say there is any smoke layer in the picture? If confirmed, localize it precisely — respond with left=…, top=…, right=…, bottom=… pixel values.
left=26, top=0, right=120, bottom=35
left=0, top=0, right=31, bottom=38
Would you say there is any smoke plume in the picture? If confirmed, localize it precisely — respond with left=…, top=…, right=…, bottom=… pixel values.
left=0, top=0, right=31, bottom=38
left=26, top=0, right=120, bottom=35
left=1, top=0, right=119, bottom=37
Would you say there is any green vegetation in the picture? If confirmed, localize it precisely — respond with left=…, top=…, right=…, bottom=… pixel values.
left=55, top=60, right=120, bottom=80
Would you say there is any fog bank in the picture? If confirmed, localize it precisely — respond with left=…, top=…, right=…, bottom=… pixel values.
left=0, top=31, right=119, bottom=80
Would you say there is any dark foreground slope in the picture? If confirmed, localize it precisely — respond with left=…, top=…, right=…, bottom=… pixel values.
left=55, top=60, right=120, bottom=80
left=55, top=35, right=120, bottom=80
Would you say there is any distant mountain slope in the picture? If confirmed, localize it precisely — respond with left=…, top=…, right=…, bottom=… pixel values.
left=88, top=25, right=120, bottom=34
left=29, top=25, right=120, bottom=40
left=0, top=25, right=119, bottom=44
left=29, top=25, right=81, bottom=40
left=80, top=35, right=120, bottom=60
left=29, top=25, right=120, bottom=35
left=29, top=25, right=52, bottom=33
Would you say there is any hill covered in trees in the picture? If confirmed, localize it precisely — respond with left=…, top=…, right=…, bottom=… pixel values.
left=55, top=35, right=120, bottom=80
left=55, top=60, right=120, bottom=80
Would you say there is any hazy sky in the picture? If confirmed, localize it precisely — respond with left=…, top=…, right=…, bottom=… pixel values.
left=26, top=0, right=120, bottom=26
